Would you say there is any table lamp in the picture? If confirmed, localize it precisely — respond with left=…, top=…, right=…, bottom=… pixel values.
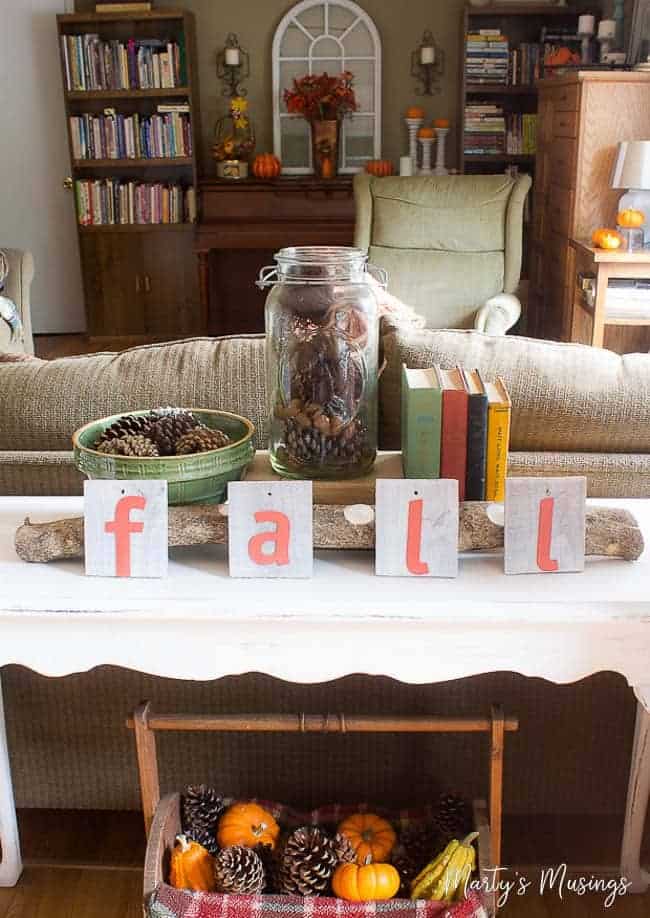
left=611, top=140, right=650, bottom=242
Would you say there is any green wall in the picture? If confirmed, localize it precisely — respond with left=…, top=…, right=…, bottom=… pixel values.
left=77, top=0, right=466, bottom=169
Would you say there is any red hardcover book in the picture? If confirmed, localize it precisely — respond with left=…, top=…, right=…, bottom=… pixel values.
left=435, top=366, right=469, bottom=501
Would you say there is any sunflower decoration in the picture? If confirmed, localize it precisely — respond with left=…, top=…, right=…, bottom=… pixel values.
left=213, top=96, right=256, bottom=163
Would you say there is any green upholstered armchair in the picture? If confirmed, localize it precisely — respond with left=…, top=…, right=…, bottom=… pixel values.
left=354, top=173, right=532, bottom=334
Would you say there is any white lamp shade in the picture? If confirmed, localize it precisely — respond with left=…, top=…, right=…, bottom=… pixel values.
left=611, top=141, right=650, bottom=189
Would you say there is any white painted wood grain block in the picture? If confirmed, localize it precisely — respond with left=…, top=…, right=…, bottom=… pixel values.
left=375, top=479, right=459, bottom=578
left=504, top=476, right=586, bottom=575
left=227, top=480, right=313, bottom=578
left=83, top=480, right=168, bottom=578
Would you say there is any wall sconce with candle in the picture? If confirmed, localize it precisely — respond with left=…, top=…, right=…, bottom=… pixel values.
left=411, top=29, right=444, bottom=95
left=217, top=33, right=250, bottom=97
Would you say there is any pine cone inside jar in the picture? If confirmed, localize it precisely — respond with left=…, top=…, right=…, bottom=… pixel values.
left=148, top=411, right=200, bottom=456
left=278, top=826, right=348, bottom=896
left=96, top=414, right=152, bottom=446
left=214, top=845, right=265, bottom=895
left=96, top=434, right=160, bottom=457
left=181, top=784, right=226, bottom=836
left=175, top=427, right=230, bottom=455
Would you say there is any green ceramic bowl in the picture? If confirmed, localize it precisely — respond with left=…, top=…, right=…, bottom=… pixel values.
left=73, top=409, right=256, bottom=505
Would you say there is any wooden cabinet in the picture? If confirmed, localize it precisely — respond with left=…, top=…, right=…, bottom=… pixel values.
left=80, top=228, right=200, bottom=337
left=530, top=72, right=650, bottom=347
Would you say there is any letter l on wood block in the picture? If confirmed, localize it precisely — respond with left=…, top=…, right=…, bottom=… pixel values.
left=504, top=476, right=586, bottom=575
left=228, top=480, right=313, bottom=578
left=375, top=479, right=458, bottom=577
left=84, top=480, right=168, bottom=578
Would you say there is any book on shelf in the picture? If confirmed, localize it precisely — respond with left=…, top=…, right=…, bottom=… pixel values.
left=74, top=178, right=194, bottom=226
left=484, top=377, right=511, bottom=503
left=465, top=30, right=544, bottom=87
left=95, top=2, right=153, bottom=11
left=400, top=366, right=511, bottom=504
left=464, top=104, right=536, bottom=156
left=69, top=109, right=193, bottom=160
left=460, top=369, right=488, bottom=502
left=400, top=366, right=442, bottom=479
left=61, top=32, right=186, bottom=91
left=436, top=367, right=469, bottom=503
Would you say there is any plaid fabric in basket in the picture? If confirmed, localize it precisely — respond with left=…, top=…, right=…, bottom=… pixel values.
left=147, top=801, right=487, bottom=918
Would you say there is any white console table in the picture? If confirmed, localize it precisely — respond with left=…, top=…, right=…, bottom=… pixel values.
left=0, top=496, right=648, bottom=892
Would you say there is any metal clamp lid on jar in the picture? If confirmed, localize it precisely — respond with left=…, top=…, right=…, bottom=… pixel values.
left=256, top=245, right=388, bottom=288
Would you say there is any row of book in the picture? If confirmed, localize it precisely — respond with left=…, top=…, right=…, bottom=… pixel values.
left=69, top=107, right=192, bottom=161
left=465, top=31, right=509, bottom=85
left=464, top=105, right=537, bottom=156
left=466, top=29, right=579, bottom=86
left=401, top=365, right=511, bottom=503
left=61, top=33, right=185, bottom=92
left=74, top=179, right=196, bottom=226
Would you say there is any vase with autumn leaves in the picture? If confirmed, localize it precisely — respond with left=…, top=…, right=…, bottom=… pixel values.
left=284, top=71, right=357, bottom=178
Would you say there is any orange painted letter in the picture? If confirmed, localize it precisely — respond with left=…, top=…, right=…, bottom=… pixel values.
left=104, top=495, right=146, bottom=577
left=406, top=499, right=429, bottom=575
left=536, top=496, right=559, bottom=572
left=248, top=510, right=290, bottom=566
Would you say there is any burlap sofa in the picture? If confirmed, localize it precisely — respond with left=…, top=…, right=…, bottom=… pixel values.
left=1, top=326, right=650, bottom=497
left=1, top=329, right=649, bottom=820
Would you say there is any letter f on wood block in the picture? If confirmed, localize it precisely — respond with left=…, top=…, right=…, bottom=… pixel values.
left=504, top=477, right=586, bottom=575
left=375, top=479, right=458, bottom=577
left=83, top=480, right=168, bottom=578
left=228, top=481, right=313, bottom=578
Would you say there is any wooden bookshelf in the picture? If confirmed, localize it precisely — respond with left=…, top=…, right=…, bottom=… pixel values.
left=57, top=9, right=202, bottom=339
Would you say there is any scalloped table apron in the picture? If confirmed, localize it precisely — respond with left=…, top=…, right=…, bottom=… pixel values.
left=0, top=496, right=648, bottom=891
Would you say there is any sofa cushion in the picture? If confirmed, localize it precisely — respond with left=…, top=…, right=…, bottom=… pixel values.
left=380, top=325, right=650, bottom=452
left=0, top=335, right=267, bottom=451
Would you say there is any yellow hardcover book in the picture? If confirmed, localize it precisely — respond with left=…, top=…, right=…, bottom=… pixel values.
left=482, top=375, right=511, bottom=502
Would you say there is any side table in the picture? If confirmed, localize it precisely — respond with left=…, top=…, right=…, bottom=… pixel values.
left=568, top=239, right=650, bottom=352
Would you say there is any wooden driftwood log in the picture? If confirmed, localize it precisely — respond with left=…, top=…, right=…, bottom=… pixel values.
left=14, top=503, right=644, bottom=563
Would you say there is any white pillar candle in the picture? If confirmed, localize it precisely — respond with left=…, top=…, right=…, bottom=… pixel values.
left=578, top=14, right=595, bottom=35
left=399, top=155, right=413, bottom=176
left=421, top=45, right=435, bottom=65
left=598, top=19, right=616, bottom=39
left=225, top=47, right=240, bottom=67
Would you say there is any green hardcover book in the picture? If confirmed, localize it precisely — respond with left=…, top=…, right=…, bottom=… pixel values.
left=401, top=364, right=442, bottom=479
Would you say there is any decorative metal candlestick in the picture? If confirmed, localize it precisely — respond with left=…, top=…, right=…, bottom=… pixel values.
left=405, top=117, right=423, bottom=172
left=418, top=134, right=434, bottom=175
left=434, top=127, right=450, bottom=176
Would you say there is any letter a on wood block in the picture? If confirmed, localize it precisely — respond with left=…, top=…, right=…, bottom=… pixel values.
left=504, top=476, right=587, bottom=575
left=228, top=480, right=313, bottom=578
left=84, top=480, right=168, bottom=578
left=375, top=479, right=458, bottom=577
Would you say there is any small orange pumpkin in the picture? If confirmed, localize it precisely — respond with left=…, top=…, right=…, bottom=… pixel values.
left=592, top=227, right=624, bottom=250
left=217, top=801, right=280, bottom=850
left=617, top=208, right=645, bottom=228
left=406, top=106, right=425, bottom=120
left=332, top=861, right=400, bottom=901
left=169, top=835, right=215, bottom=891
left=252, top=152, right=282, bottom=179
left=365, top=159, right=394, bottom=177
left=418, top=127, right=435, bottom=139
left=337, top=813, right=396, bottom=864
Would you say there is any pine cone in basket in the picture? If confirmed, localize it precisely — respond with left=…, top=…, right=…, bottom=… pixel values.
left=434, top=793, right=473, bottom=842
left=399, top=822, right=446, bottom=874
left=148, top=411, right=201, bottom=456
left=278, top=826, right=353, bottom=896
left=175, top=427, right=230, bottom=455
left=184, top=826, right=220, bottom=857
left=181, top=784, right=226, bottom=836
left=255, top=843, right=281, bottom=893
left=96, top=414, right=153, bottom=445
left=214, top=845, right=265, bottom=895
left=96, top=434, right=160, bottom=457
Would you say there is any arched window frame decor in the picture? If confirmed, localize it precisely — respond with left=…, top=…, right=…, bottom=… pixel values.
left=272, top=0, right=382, bottom=174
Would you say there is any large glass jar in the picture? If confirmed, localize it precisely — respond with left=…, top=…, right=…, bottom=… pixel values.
left=259, top=246, right=383, bottom=479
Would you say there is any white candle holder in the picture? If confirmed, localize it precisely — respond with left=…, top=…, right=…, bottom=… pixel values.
left=405, top=117, right=423, bottom=172
left=419, top=136, right=434, bottom=175
left=434, top=127, right=450, bottom=176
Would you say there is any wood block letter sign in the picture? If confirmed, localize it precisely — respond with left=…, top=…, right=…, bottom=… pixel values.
left=228, top=481, right=313, bottom=578
left=84, top=480, right=168, bottom=578
left=504, top=476, right=587, bottom=575
left=375, top=479, right=459, bottom=577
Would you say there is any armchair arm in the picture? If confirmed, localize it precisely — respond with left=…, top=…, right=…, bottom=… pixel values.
left=474, top=293, right=521, bottom=336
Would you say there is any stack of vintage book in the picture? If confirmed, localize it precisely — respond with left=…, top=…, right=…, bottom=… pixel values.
left=401, top=366, right=512, bottom=502
left=465, top=30, right=509, bottom=84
